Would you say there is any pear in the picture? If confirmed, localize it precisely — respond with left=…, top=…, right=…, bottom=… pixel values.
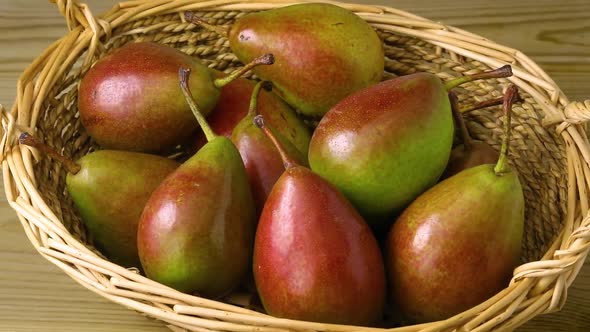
left=386, top=85, right=523, bottom=323
left=184, top=71, right=310, bottom=159
left=78, top=42, right=273, bottom=153
left=18, top=133, right=178, bottom=267
left=441, top=92, right=500, bottom=179
left=308, top=66, right=513, bottom=229
left=185, top=3, right=384, bottom=118
left=252, top=115, right=386, bottom=325
left=137, top=67, right=256, bottom=298
left=230, top=81, right=308, bottom=215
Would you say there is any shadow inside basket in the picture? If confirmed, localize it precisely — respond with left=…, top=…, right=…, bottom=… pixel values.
left=30, top=9, right=569, bottom=327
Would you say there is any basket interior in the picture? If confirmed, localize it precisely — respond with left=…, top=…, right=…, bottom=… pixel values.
left=32, top=10, right=568, bottom=282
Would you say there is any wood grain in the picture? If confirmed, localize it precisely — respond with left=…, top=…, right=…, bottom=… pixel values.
left=0, top=0, right=589, bottom=331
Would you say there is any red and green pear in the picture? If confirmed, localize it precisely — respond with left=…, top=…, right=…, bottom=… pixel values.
left=185, top=71, right=310, bottom=157
left=441, top=91, right=521, bottom=179
left=78, top=42, right=273, bottom=153
left=252, top=115, right=386, bottom=326
left=18, top=133, right=178, bottom=268
left=230, top=81, right=308, bottom=214
left=386, top=85, right=524, bottom=323
left=308, top=66, right=513, bottom=228
left=137, top=68, right=256, bottom=297
left=186, top=3, right=384, bottom=117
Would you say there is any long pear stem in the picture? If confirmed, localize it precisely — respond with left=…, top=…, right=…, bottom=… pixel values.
left=247, top=81, right=273, bottom=118
left=460, top=90, right=522, bottom=113
left=18, top=133, right=81, bottom=174
left=214, top=54, right=275, bottom=89
left=184, top=12, right=229, bottom=37
left=253, top=115, right=297, bottom=170
left=494, top=85, right=519, bottom=175
left=179, top=67, right=217, bottom=142
left=449, top=91, right=473, bottom=150
left=445, top=65, right=513, bottom=91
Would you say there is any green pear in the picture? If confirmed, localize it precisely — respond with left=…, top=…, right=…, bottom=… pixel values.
left=18, top=133, right=178, bottom=268
left=308, top=66, right=513, bottom=229
left=137, top=68, right=256, bottom=298
left=386, top=85, right=524, bottom=323
left=186, top=3, right=384, bottom=117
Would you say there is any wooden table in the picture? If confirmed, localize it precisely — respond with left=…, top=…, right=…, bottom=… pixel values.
left=1, top=0, right=589, bottom=331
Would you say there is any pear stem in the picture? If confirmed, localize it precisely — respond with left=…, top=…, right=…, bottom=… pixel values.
left=494, top=85, right=519, bottom=175
left=213, top=54, right=275, bottom=89
left=444, top=65, right=513, bottom=91
left=184, top=12, right=229, bottom=37
left=449, top=92, right=474, bottom=150
left=253, top=115, right=297, bottom=170
left=18, top=132, right=81, bottom=174
left=247, top=81, right=272, bottom=118
left=179, top=67, right=217, bottom=142
left=460, top=90, right=522, bottom=113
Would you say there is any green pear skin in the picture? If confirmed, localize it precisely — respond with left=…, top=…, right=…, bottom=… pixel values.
left=309, top=73, right=454, bottom=227
left=66, top=150, right=179, bottom=267
left=137, top=137, right=256, bottom=298
left=226, top=3, right=384, bottom=117
left=386, top=164, right=524, bottom=323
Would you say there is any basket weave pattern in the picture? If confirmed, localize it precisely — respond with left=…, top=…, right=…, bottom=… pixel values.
left=2, top=0, right=590, bottom=331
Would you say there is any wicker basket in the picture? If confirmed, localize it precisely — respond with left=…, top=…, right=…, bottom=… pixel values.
left=2, top=0, right=590, bottom=331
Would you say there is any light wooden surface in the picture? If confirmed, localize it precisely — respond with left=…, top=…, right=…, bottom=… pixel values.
left=1, top=0, right=589, bottom=331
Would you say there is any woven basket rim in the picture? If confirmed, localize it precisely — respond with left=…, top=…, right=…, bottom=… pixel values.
left=2, top=0, right=590, bottom=331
